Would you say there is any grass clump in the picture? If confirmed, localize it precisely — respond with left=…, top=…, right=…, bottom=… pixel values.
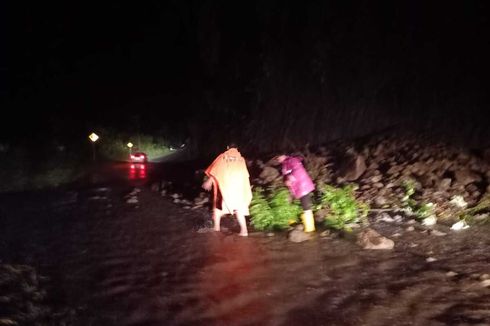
left=251, top=184, right=369, bottom=232
left=457, top=194, right=490, bottom=224
left=250, top=187, right=302, bottom=231
left=0, top=150, right=86, bottom=193
left=401, top=179, right=436, bottom=220
left=317, top=184, right=369, bottom=232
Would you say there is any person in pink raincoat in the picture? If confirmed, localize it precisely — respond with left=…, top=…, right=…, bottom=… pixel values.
left=276, top=155, right=316, bottom=232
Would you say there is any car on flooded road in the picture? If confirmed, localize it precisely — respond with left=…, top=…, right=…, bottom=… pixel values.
left=130, top=152, right=148, bottom=163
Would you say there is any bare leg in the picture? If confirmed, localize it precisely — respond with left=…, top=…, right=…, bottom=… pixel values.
left=213, top=208, right=223, bottom=231
left=235, top=212, right=248, bottom=237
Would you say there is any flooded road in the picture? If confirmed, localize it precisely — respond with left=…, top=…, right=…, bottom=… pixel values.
left=1, top=163, right=489, bottom=325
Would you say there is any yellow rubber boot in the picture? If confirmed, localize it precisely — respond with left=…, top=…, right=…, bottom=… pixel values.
left=301, top=210, right=315, bottom=232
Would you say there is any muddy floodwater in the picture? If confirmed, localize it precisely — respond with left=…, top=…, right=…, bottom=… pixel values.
left=1, top=181, right=489, bottom=325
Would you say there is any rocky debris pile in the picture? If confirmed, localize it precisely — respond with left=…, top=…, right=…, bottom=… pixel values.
left=0, top=264, right=50, bottom=325
left=151, top=181, right=201, bottom=210
left=355, top=137, right=488, bottom=215
left=0, top=264, right=83, bottom=325
left=248, top=134, right=490, bottom=227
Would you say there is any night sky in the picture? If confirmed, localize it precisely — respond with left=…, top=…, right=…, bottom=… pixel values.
left=3, top=1, right=490, bottom=148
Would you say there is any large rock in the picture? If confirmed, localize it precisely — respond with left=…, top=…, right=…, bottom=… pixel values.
left=454, top=170, right=482, bottom=186
left=356, top=228, right=395, bottom=250
left=371, top=174, right=382, bottom=183
left=340, top=152, right=366, bottom=181
left=418, top=173, right=437, bottom=188
left=387, top=165, right=403, bottom=175
left=374, top=196, right=387, bottom=207
left=259, top=166, right=281, bottom=184
left=410, top=162, right=429, bottom=176
left=288, top=229, right=312, bottom=243
left=437, top=178, right=452, bottom=191
left=288, top=227, right=313, bottom=243
left=457, top=152, right=470, bottom=163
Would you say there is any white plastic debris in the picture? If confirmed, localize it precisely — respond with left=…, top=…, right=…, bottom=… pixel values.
left=480, top=274, right=490, bottom=280
left=426, top=257, right=437, bottom=263
left=379, top=213, right=395, bottom=223
left=422, top=215, right=437, bottom=226
left=393, top=215, right=403, bottom=223
left=126, top=197, right=138, bottom=204
left=451, top=220, right=469, bottom=231
left=449, top=195, right=468, bottom=208
left=481, top=280, right=490, bottom=288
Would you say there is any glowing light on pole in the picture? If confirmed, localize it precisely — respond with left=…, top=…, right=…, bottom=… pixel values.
left=88, top=132, right=99, bottom=161
left=127, top=142, right=133, bottom=159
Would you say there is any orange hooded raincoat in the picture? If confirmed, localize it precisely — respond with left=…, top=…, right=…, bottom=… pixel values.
left=205, top=148, right=252, bottom=215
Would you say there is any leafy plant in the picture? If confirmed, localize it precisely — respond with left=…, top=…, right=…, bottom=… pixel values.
left=458, top=194, right=490, bottom=224
left=401, top=179, right=435, bottom=220
left=415, top=202, right=435, bottom=219
left=250, top=187, right=275, bottom=230
left=401, top=179, right=417, bottom=207
left=318, top=184, right=368, bottom=231
left=269, top=188, right=303, bottom=225
left=250, top=187, right=302, bottom=231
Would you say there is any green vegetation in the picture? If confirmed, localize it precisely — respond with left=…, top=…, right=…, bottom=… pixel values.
left=250, top=184, right=370, bottom=232
left=317, top=184, right=369, bottom=232
left=401, top=179, right=435, bottom=220
left=98, top=131, right=171, bottom=161
left=250, top=187, right=303, bottom=231
left=458, top=194, right=490, bottom=224
left=0, top=149, right=86, bottom=193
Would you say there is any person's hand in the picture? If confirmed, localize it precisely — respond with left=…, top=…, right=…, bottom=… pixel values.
left=202, top=178, right=213, bottom=191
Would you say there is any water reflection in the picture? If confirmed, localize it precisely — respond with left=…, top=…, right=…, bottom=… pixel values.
left=196, top=234, right=273, bottom=324
left=129, top=163, right=147, bottom=180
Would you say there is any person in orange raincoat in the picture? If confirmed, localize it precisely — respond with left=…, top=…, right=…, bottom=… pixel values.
left=202, top=144, right=252, bottom=236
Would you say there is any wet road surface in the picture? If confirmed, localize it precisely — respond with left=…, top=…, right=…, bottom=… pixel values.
left=1, top=162, right=489, bottom=325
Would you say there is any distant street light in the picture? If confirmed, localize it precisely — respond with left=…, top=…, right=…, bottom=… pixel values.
left=89, top=132, right=99, bottom=161
left=127, top=142, right=133, bottom=158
